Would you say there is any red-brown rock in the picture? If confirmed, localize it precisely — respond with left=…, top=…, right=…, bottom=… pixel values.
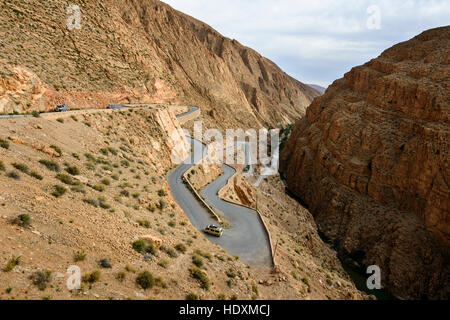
left=280, top=26, right=449, bottom=299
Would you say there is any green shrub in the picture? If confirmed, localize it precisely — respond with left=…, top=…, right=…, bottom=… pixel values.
left=56, top=118, right=64, bottom=123
left=100, top=148, right=109, bottom=156
left=31, top=110, right=40, bottom=118
left=30, top=270, right=52, bottom=290
left=12, top=162, right=29, bottom=174
left=100, top=178, right=110, bottom=186
left=158, top=259, right=169, bottom=269
left=3, top=256, right=20, bottom=272
left=192, top=255, right=204, bottom=268
left=7, top=171, right=20, bottom=179
left=168, top=220, right=176, bottom=228
left=72, top=153, right=80, bottom=160
left=91, top=184, right=105, bottom=192
left=71, top=115, right=78, bottom=122
left=71, top=185, right=85, bottom=194
left=0, top=138, right=9, bottom=149
left=51, top=185, right=67, bottom=198
left=30, top=171, right=43, bottom=180
left=132, top=240, right=146, bottom=253
left=161, top=246, right=178, bottom=258
left=65, top=166, right=80, bottom=175
left=120, top=189, right=130, bottom=197
left=107, top=147, right=118, bottom=156
left=189, top=267, right=210, bottom=290
left=49, top=145, right=62, bottom=156
left=56, top=173, right=80, bottom=186
left=39, top=159, right=60, bottom=172
left=226, top=268, right=237, bottom=278
left=159, top=199, right=167, bottom=210
left=0, top=160, right=5, bottom=171
left=175, top=243, right=187, bottom=254
left=12, top=214, right=31, bottom=227
left=136, top=271, right=154, bottom=290
left=137, top=220, right=150, bottom=228
left=83, top=270, right=101, bottom=283
left=120, top=160, right=129, bottom=168
left=74, top=250, right=87, bottom=262
left=83, top=197, right=110, bottom=209
left=117, top=271, right=126, bottom=282
left=186, top=293, right=199, bottom=300
left=158, top=189, right=167, bottom=197
left=144, top=244, right=157, bottom=255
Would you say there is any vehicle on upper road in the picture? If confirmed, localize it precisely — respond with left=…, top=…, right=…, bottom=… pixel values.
left=55, top=105, right=69, bottom=112
left=204, top=225, right=223, bottom=237
left=106, top=105, right=126, bottom=110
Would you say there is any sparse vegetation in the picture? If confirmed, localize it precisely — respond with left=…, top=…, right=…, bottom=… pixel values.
left=0, top=138, right=9, bottom=149
left=99, top=259, right=112, bottom=269
left=30, top=170, right=43, bottom=180
left=30, top=270, right=52, bottom=290
left=161, top=246, right=178, bottom=258
left=12, top=214, right=31, bottom=227
left=39, top=159, right=60, bottom=172
left=192, top=254, right=204, bottom=268
left=6, top=171, right=20, bottom=179
left=136, top=271, right=154, bottom=290
left=158, top=259, right=169, bottom=268
left=83, top=197, right=110, bottom=209
left=91, top=184, right=105, bottom=192
left=51, top=185, right=67, bottom=198
left=49, top=145, right=62, bottom=156
left=74, top=250, right=87, bottom=262
left=72, top=153, right=80, bottom=160
left=175, top=243, right=187, bottom=253
left=137, top=220, right=150, bottom=228
left=65, top=165, right=80, bottom=175
left=189, top=267, right=210, bottom=290
left=132, top=240, right=146, bottom=253
left=83, top=270, right=101, bottom=284
left=12, top=162, right=29, bottom=174
left=168, top=220, right=176, bottom=228
left=3, top=256, right=20, bottom=272
left=56, top=173, right=80, bottom=186
left=186, top=293, right=199, bottom=300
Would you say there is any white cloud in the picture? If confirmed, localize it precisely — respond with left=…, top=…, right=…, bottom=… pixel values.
left=163, top=0, right=450, bottom=86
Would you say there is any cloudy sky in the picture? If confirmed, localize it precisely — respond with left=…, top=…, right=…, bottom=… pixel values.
left=163, top=0, right=449, bottom=87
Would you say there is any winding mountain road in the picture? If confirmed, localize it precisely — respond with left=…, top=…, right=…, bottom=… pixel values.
left=168, top=107, right=273, bottom=268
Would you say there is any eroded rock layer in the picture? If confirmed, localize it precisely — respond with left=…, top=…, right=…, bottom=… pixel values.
left=280, top=26, right=450, bottom=299
left=0, top=0, right=319, bottom=128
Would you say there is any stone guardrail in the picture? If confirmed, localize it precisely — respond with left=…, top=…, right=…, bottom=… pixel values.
left=182, top=171, right=223, bottom=224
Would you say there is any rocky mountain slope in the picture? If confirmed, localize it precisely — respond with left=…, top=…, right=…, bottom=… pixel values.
left=0, top=0, right=319, bottom=128
left=280, top=26, right=450, bottom=299
left=0, top=106, right=365, bottom=300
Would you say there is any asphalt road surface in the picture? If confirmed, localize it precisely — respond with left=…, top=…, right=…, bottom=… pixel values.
left=167, top=136, right=273, bottom=267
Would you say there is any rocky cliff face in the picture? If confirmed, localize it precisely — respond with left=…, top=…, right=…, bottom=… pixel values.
left=0, top=0, right=319, bottom=127
left=280, top=26, right=449, bottom=299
